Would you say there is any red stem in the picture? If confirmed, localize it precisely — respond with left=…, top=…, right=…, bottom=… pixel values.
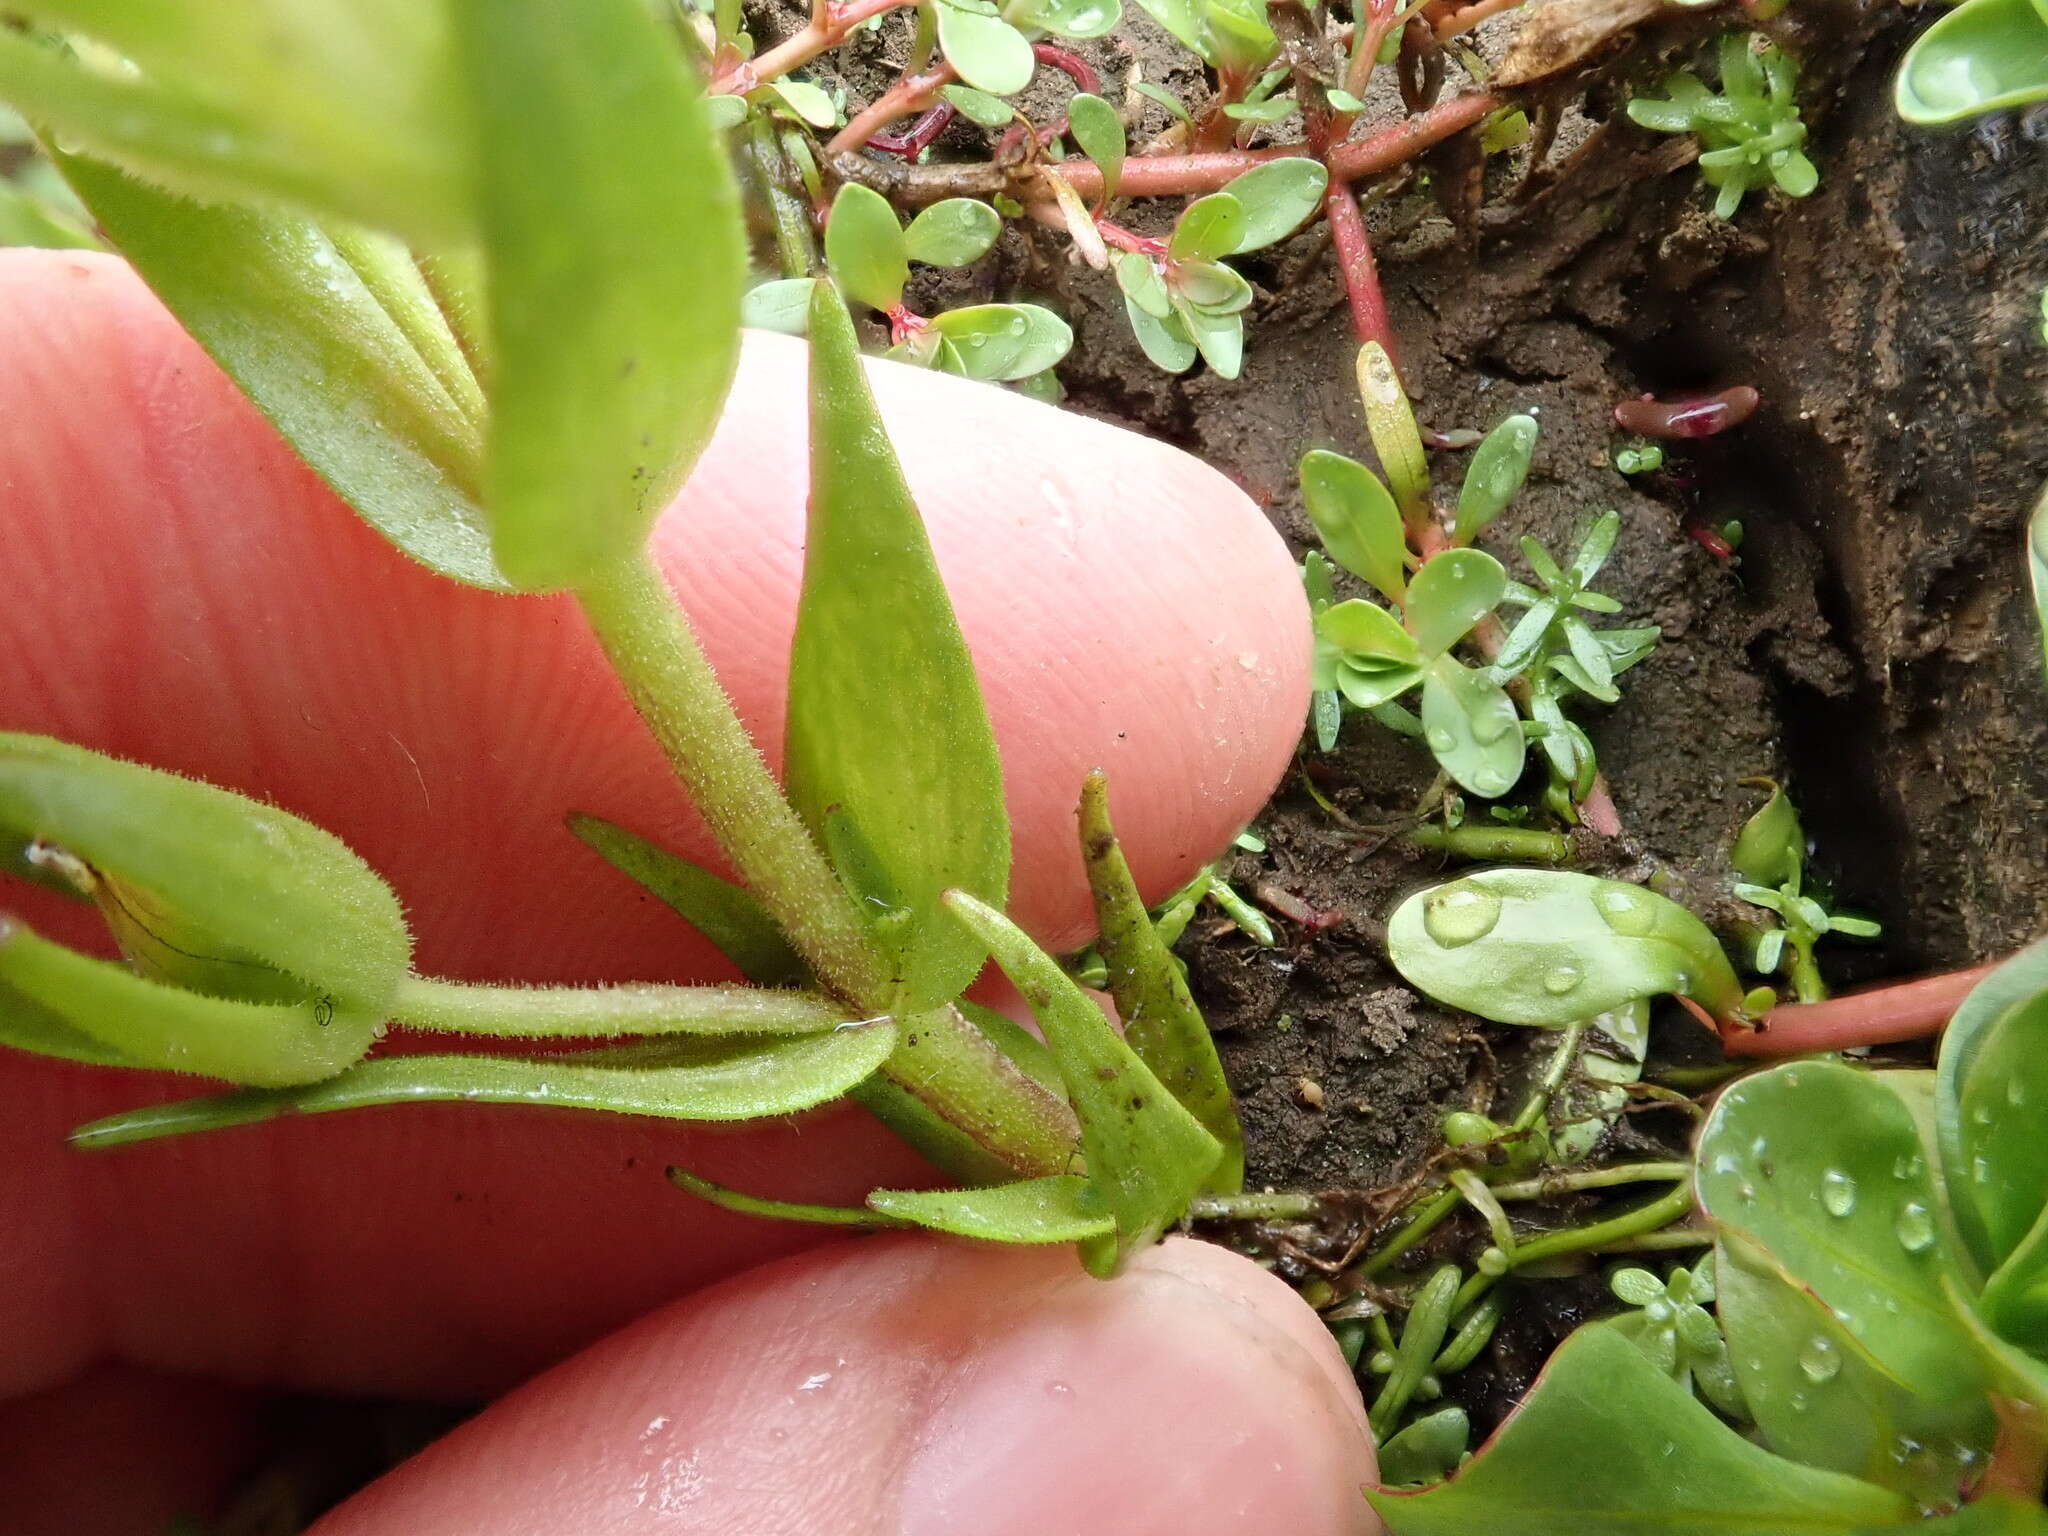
left=996, top=43, right=1105, bottom=158
left=712, top=0, right=910, bottom=95
left=1725, top=962, right=1999, bottom=1058
left=1097, top=219, right=1168, bottom=257
left=829, top=64, right=956, bottom=156
left=1325, top=181, right=1395, bottom=357
left=868, top=102, right=956, bottom=157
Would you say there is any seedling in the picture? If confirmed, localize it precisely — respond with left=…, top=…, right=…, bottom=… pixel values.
left=1731, top=782, right=1882, bottom=1004
left=1627, top=35, right=1817, bottom=220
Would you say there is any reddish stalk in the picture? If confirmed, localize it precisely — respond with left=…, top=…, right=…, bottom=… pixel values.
left=868, top=102, right=956, bottom=157
left=1097, top=219, right=1168, bottom=257
left=1725, top=962, right=1998, bottom=1058
left=994, top=43, right=1104, bottom=157
left=712, top=0, right=911, bottom=94
left=1578, top=776, right=1624, bottom=838
left=829, top=64, right=956, bottom=157
left=1325, top=181, right=1396, bottom=358
left=1982, top=1397, right=2048, bottom=1503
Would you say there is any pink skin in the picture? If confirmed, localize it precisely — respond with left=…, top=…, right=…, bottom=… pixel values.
left=0, top=253, right=1373, bottom=1532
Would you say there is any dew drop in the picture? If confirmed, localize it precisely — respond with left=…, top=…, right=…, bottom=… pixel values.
left=1891, top=1152, right=1924, bottom=1181
left=1972, top=1104, right=1994, bottom=1126
left=1006, top=314, right=1027, bottom=335
left=1821, top=1169, right=1857, bottom=1217
left=1895, top=1201, right=1936, bottom=1253
left=1595, top=885, right=1656, bottom=937
left=1472, top=768, right=1511, bottom=795
left=1422, top=884, right=1501, bottom=948
left=1542, top=965, right=1581, bottom=996
left=1798, top=1336, right=1841, bottom=1384
left=1789, top=1390, right=1810, bottom=1412
left=1425, top=727, right=1457, bottom=752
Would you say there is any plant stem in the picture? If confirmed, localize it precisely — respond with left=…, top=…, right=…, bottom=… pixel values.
left=1189, top=1190, right=1321, bottom=1221
left=1726, top=961, right=1997, bottom=1058
left=576, top=553, right=890, bottom=1006
left=1409, top=823, right=1571, bottom=863
left=828, top=63, right=956, bottom=156
left=388, top=975, right=856, bottom=1037
left=1355, top=1186, right=1461, bottom=1279
left=1487, top=1161, right=1692, bottom=1202
left=1445, top=1179, right=1695, bottom=1315
left=1788, top=936, right=1827, bottom=1005
left=1433, top=0, right=1531, bottom=42
left=747, top=119, right=818, bottom=276
left=1325, top=180, right=1398, bottom=361
left=1590, top=1226, right=1713, bottom=1254
left=712, top=0, right=912, bottom=94
left=1511, top=1017, right=1586, bottom=1133
left=1984, top=1395, right=2048, bottom=1502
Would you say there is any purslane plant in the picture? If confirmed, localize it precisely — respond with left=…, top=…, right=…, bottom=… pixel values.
left=0, top=0, right=1245, bottom=1278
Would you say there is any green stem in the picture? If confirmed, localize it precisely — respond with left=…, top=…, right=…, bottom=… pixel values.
left=1189, top=1191, right=1321, bottom=1221
left=577, top=552, right=890, bottom=1007
left=747, top=118, right=818, bottom=278
left=1355, top=1187, right=1461, bottom=1280
left=1589, top=1226, right=1713, bottom=1254
left=1789, top=937, right=1828, bottom=1005
left=1446, top=1180, right=1694, bottom=1317
left=1409, top=824, right=1570, bottom=863
left=388, top=975, right=853, bottom=1037
left=1487, top=1161, right=1691, bottom=1202
left=575, top=554, right=1078, bottom=1179
left=1511, top=1017, right=1586, bottom=1133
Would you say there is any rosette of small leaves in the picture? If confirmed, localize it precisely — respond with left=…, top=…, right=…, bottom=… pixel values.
left=1606, top=1257, right=1748, bottom=1418
left=745, top=185, right=1073, bottom=384
left=1729, top=783, right=1880, bottom=1004
left=1492, top=513, right=1658, bottom=811
left=1110, top=159, right=1328, bottom=380
left=1626, top=35, right=1817, bottom=220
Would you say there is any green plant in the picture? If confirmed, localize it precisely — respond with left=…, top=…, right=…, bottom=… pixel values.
left=1895, top=0, right=2048, bottom=124
left=1628, top=34, right=1818, bottom=220
left=0, top=0, right=1243, bottom=1280
left=1731, top=781, right=1882, bottom=1004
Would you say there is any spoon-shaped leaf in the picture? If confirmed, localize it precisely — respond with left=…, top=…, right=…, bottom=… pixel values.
left=1938, top=939, right=2048, bottom=1273
left=1698, top=1061, right=1983, bottom=1404
left=1453, top=414, right=1538, bottom=546
left=1169, top=192, right=1246, bottom=263
left=0, top=732, right=410, bottom=1011
left=1366, top=1324, right=1910, bottom=1535
left=1220, top=158, right=1328, bottom=252
left=1066, top=94, right=1126, bottom=202
left=458, top=0, right=744, bottom=591
left=1406, top=549, right=1506, bottom=658
left=1895, top=0, right=2048, bottom=124
left=825, top=183, right=911, bottom=313
left=70, top=1024, right=897, bottom=1149
left=1731, top=779, right=1803, bottom=889
left=787, top=285, right=1011, bottom=1013
left=1300, top=449, right=1408, bottom=602
left=1419, top=656, right=1524, bottom=797
left=1387, top=868, right=1744, bottom=1027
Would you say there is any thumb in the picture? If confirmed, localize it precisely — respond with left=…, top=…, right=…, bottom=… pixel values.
left=313, top=1236, right=1382, bottom=1536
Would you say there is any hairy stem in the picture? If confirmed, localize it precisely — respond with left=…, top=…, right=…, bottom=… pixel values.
left=577, top=553, right=891, bottom=1005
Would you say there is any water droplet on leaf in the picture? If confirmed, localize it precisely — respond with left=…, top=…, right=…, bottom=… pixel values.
left=1422, top=884, right=1500, bottom=948
left=1798, top=1336, right=1840, bottom=1383
left=1595, top=886, right=1655, bottom=936
left=1821, top=1169, right=1857, bottom=1217
left=1425, top=727, right=1456, bottom=752
left=1895, top=1201, right=1936, bottom=1253
left=1542, top=965, right=1581, bottom=995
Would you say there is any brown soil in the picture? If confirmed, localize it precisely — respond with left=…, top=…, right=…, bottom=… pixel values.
left=791, top=0, right=2048, bottom=1422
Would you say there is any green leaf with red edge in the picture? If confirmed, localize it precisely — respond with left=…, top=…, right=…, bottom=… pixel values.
left=457, top=0, right=744, bottom=592
left=1367, top=1324, right=1910, bottom=1536
left=785, top=283, right=1011, bottom=1013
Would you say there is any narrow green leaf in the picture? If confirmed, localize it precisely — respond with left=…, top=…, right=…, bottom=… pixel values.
left=826, top=182, right=911, bottom=312
left=1386, top=869, right=1745, bottom=1027
left=456, top=0, right=744, bottom=591
left=868, top=1174, right=1114, bottom=1241
left=1420, top=656, right=1524, bottom=797
left=0, top=173, right=98, bottom=249
left=1222, top=96, right=1294, bottom=122
left=788, top=286, right=1011, bottom=1012
left=0, top=977, right=131, bottom=1068
left=1219, top=158, right=1327, bottom=252
left=1356, top=341, right=1430, bottom=518
left=1453, top=414, right=1537, bottom=545
left=1697, top=1061, right=1984, bottom=1403
left=741, top=275, right=817, bottom=335
left=936, top=1, right=1037, bottom=94
left=1716, top=1234, right=1993, bottom=1506
left=669, top=1165, right=907, bottom=1226
left=904, top=198, right=1002, bottom=267
left=1066, top=94, right=1126, bottom=202
left=1406, top=548, right=1506, bottom=658
left=943, top=890, right=1221, bottom=1273
left=387, top=975, right=857, bottom=1038
left=58, top=158, right=505, bottom=589
left=71, top=1024, right=898, bottom=1149
left=1168, top=192, right=1246, bottom=262
left=0, top=915, right=378, bottom=1086
left=0, top=732, right=410, bottom=1010
left=1132, top=81, right=1194, bottom=123
left=1367, top=1325, right=1911, bottom=1535
left=1300, top=449, right=1408, bottom=602
left=567, top=812, right=804, bottom=986
left=1079, top=771, right=1242, bottom=1193
left=1894, top=0, right=2048, bottom=124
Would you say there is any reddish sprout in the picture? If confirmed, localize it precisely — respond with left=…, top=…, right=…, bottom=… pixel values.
left=1612, top=386, right=1761, bottom=440
left=1687, top=523, right=1735, bottom=560
left=868, top=102, right=956, bottom=158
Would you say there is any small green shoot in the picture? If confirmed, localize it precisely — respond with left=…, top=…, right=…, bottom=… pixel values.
left=1628, top=35, right=1817, bottom=220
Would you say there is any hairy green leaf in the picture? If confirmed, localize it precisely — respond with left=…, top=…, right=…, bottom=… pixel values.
left=868, top=1174, right=1114, bottom=1241
left=1387, top=868, right=1745, bottom=1027
left=944, top=891, right=1221, bottom=1274
left=386, top=975, right=856, bottom=1038
left=1079, top=771, right=1242, bottom=1193
left=59, top=159, right=505, bottom=589
left=459, top=0, right=744, bottom=591
left=71, top=1024, right=898, bottom=1149
left=788, top=286, right=1011, bottom=1012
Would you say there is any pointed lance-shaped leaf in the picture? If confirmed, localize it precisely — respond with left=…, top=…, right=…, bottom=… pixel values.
left=786, top=284, right=1012, bottom=1012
